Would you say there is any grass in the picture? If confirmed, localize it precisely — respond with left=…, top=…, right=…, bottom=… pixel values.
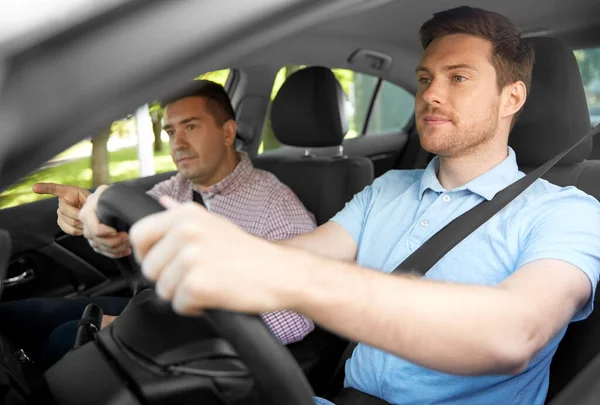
left=0, top=146, right=177, bottom=209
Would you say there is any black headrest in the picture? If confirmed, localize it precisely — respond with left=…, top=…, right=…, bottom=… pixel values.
left=510, top=37, right=591, bottom=166
left=271, top=66, right=348, bottom=147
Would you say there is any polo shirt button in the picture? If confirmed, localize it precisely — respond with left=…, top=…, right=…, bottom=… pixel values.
left=421, top=219, right=429, bottom=227
left=443, top=195, right=451, bottom=202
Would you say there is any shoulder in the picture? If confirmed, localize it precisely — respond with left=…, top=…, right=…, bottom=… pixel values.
left=248, top=167, right=298, bottom=200
left=147, top=173, right=192, bottom=201
left=511, top=178, right=600, bottom=241
left=518, top=178, right=600, bottom=215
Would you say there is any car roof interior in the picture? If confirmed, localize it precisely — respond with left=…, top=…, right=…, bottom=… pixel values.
left=237, top=0, right=600, bottom=92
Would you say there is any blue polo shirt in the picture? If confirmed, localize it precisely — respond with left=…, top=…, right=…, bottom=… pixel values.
left=315, top=147, right=600, bottom=405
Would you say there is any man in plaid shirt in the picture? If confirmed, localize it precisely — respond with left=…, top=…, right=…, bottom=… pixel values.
left=0, top=80, right=315, bottom=369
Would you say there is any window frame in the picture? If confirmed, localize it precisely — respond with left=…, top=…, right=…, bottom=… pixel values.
left=361, top=78, right=383, bottom=136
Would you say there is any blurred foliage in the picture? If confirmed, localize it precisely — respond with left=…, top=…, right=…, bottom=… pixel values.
left=575, top=49, right=600, bottom=87
left=196, top=69, right=230, bottom=86
left=0, top=147, right=176, bottom=209
left=575, top=48, right=600, bottom=108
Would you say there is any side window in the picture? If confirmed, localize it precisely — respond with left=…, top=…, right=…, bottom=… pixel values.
left=259, top=66, right=413, bottom=154
left=574, top=48, right=600, bottom=126
left=366, top=81, right=415, bottom=135
left=0, top=69, right=230, bottom=209
left=331, top=69, right=379, bottom=139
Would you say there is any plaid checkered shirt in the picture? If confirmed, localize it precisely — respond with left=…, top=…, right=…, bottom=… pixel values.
left=147, top=152, right=316, bottom=344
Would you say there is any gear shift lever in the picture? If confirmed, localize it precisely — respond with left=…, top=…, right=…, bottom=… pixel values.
left=74, top=304, right=104, bottom=349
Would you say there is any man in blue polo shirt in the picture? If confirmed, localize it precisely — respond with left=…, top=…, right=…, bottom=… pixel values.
left=90, top=5, right=600, bottom=405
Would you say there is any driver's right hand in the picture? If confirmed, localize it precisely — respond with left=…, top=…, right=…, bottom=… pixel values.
left=33, top=182, right=92, bottom=236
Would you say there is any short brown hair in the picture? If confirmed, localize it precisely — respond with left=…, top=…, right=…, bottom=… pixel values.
left=162, top=80, right=235, bottom=125
left=420, top=6, right=534, bottom=125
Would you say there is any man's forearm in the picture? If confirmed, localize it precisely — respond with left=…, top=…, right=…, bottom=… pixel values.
left=279, top=247, right=543, bottom=376
left=276, top=222, right=358, bottom=262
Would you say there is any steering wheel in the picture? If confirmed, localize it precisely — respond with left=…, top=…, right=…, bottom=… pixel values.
left=96, top=184, right=314, bottom=405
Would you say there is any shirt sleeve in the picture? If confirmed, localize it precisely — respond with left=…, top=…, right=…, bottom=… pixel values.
left=516, top=188, right=600, bottom=321
left=258, top=189, right=316, bottom=342
left=261, top=310, right=315, bottom=345
left=262, top=194, right=317, bottom=242
left=329, top=182, right=375, bottom=244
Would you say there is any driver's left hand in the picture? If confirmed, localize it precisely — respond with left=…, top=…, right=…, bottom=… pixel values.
left=130, top=196, right=301, bottom=316
left=79, top=185, right=132, bottom=258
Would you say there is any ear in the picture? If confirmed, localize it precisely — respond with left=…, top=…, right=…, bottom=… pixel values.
left=223, top=120, right=237, bottom=147
left=500, top=81, right=527, bottom=120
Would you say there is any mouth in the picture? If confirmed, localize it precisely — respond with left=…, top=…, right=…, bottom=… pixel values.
left=422, top=115, right=452, bottom=126
left=176, top=156, right=197, bottom=164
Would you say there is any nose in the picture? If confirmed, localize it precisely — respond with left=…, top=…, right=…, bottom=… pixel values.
left=420, top=78, right=446, bottom=106
left=172, top=129, right=189, bottom=150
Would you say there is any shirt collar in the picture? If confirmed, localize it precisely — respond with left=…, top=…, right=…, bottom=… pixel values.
left=201, top=152, right=253, bottom=197
left=418, top=147, right=520, bottom=201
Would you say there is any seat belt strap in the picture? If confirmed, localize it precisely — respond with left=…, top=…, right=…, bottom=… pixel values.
left=192, top=191, right=206, bottom=207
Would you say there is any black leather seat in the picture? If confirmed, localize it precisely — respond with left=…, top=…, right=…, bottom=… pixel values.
left=254, top=67, right=374, bottom=395
left=509, top=37, right=600, bottom=403
left=510, top=37, right=597, bottom=196
left=254, top=66, right=375, bottom=225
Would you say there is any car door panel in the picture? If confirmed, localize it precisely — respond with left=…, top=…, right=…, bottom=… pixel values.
left=0, top=170, right=177, bottom=301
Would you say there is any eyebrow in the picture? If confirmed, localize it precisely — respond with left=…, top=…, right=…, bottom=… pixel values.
left=162, top=116, right=202, bottom=131
left=415, top=64, right=479, bottom=74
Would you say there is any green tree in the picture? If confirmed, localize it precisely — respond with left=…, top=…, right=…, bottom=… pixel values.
left=149, top=103, right=164, bottom=152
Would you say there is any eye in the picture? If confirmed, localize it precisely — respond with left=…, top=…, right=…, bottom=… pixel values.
left=418, top=77, right=431, bottom=86
left=186, top=124, right=196, bottom=131
left=166, top=130, right=175, bottom=137
left=453, top=75, right=466, bottom=83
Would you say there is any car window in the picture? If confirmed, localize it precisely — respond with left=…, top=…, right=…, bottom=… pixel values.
left=259, top=66, right=413, bottom=154
left=0, top=69, right=230, bottom=209
left=574, top=48, right=600, bottom=127
left=366, top=81, right=415, bottom=135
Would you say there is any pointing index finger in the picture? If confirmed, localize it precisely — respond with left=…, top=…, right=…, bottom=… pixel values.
left=33, top=182, right=71, bottom=200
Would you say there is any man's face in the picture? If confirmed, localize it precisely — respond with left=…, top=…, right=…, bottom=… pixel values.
left=415, top=34, right=502, bottom=157
left=163, top=97, right=234, bottom=185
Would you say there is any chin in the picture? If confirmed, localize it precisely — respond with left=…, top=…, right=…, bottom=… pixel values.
left=419, top=133, right=445, bottom=153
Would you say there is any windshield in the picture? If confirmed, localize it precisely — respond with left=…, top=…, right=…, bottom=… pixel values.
left=0, top=0, right=129, bottom=47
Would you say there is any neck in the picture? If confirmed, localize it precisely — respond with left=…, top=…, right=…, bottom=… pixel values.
left=192, top=150, right=240, bottom=192
left=437, top=142, right=509, bottom=190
